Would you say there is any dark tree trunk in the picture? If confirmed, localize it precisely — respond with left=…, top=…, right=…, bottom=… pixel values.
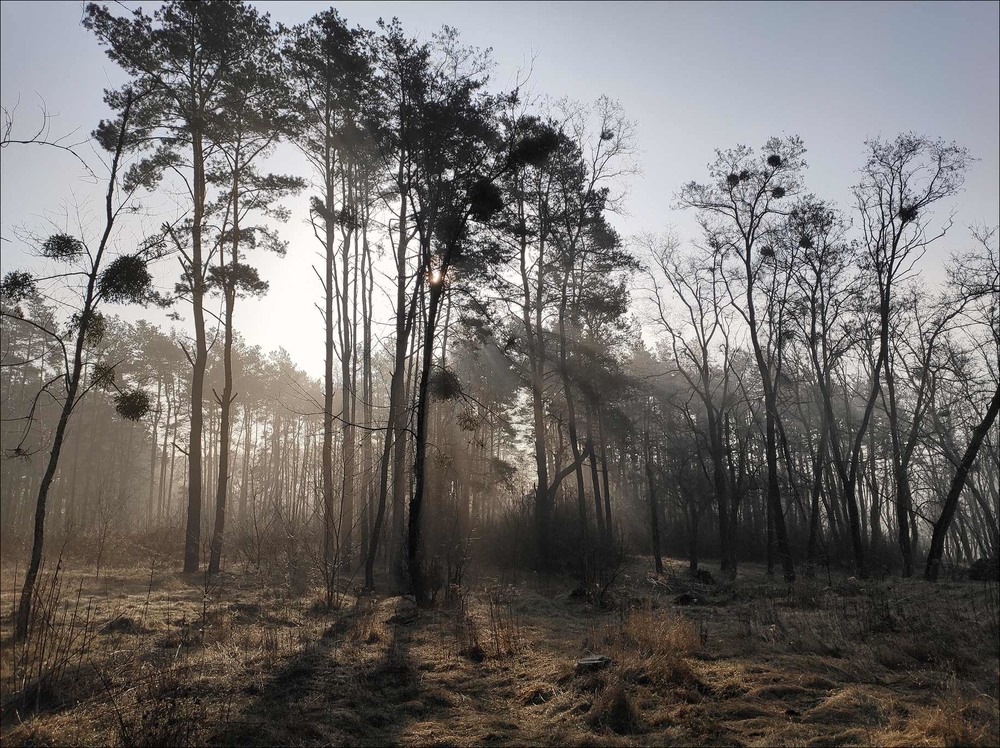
left=925, top=383, right=1000, bottom=580
left=408, top=275, right=445, bottom=605
left=644, top=433, right=663, bottom=576
left=183, top=127, right=209, bottom=574
left=367, top=189, right=417, bottom=590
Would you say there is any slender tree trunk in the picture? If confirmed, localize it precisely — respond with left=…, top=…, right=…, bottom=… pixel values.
left=184, top=125, right=209, bottom=574
left=238, top=406, right=251, bottom=524
left=14, top=101, right=131, bottom=636
left=339, top=180, right=356, bottom=573
left=585, top=404, right=606, bottom=543
left=643, top=419, right=663, bottom=575
left=15, top=343, right=86, bottom=639
left=366, top=189, right=413, bottom=590
left=208, top=166, right=242, bottom=574
left=146, top=378, right=162, bottom=527
left=157, top=394, right=171, bottom=521
left=320, top=158, right=337, bottom=603
left=390, top=328, right=416, bottom=584
left=806, top=406, right=828, bottom=576
left=743, top=242, right=794, bottom=581
left=519, top=212, right=552, bottom=570
left=925, top=383, right=1000, bottom=580
left=409, top=273, right=445, bottom=604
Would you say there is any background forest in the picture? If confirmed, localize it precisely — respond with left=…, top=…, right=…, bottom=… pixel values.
left=0, top=3, right=1000, bottom=612
left=0, top=3, right=998, bottom=745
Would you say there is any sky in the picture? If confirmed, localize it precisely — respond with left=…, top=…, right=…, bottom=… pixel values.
left=2, top=0, right=998, bottom=379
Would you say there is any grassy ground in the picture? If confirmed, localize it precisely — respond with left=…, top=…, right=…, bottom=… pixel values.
left=1, top=555, right=997, bottom=747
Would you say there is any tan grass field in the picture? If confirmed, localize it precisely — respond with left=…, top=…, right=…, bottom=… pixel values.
left=1, top=556, right=997, bottom=747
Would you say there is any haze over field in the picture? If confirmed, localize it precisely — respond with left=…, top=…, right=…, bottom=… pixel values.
left=1, top=2, right=998, bottom=746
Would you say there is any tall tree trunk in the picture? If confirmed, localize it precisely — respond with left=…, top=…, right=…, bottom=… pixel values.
left=743, top=243, right=795, bottom=581
left=643, top=418, right=663, bottom=575
left=184, top=125, right=209, bottom=574
left=585, top=404, right=607, bottom=543
left=366, top=187, right=413, bottom=590
left=146, top=378, right=162, bottom=527
left=339, top=169, right=356, bottom=572
left=805, top=406, right=828, bottom=576
left=15, top=335, right=87, bottom=639
left=321, top=158, right=337, bottom=604
left=209, top=174, right=240, bottom=574
left=409, top=274, right=445, bottom=604
left=597, top=403, right=614, bottom=536
left=238, top=406, right=251, bottom=525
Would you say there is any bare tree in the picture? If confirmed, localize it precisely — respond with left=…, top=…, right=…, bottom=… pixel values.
left=678, top=137, right=808, bottom=581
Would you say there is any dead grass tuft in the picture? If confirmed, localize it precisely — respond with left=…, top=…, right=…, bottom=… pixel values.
left=872, top=677, right=1000, bottom=747
left=586, top=606, right=701, bottom=688
left=588, top=676, right=645, bottom=735
left=909, top=696, right=999, bottom=747
left=805, top=685, right=892, bottom=727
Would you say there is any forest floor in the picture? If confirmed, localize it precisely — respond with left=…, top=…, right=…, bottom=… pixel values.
left=0, top=554, right=998, bottom=747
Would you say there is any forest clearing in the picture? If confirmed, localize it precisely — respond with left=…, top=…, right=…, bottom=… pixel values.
left=1, top=551, right=997, bottom=747
left=2, top=2, right=998, bottom=745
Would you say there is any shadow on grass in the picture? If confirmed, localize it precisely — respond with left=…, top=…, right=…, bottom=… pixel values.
left=210, top=602, right=425, bottom=747
left=0, top=661, right=101, bottom=729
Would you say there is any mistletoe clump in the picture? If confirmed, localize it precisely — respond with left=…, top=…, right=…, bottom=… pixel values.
left=41, top=234, right=85, bottom=261
left=99, top=255, right=152, bottom=304
left=114, top=388, right=151, bottom=421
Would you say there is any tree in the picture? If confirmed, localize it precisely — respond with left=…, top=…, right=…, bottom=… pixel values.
left=85, top=0, right=276, bottom=573
left=643, top=233, right=740, bottom=573
left=1, top=88, right=158, bottom=639
left=404, top=30, right=504, bottom=603
left=204, top=22, right=302, bottom=574
left=365, top=20, right=426, bottom=590
left=486, top=100, right=635, bottom=569
left=925, top=227, right=1000, bottom=579
left=678, top=137, right=807, bottom=581
left=848, top=134, right=971, bottom=576
left=784, top=199, right=858, bottom=574
left=285, top=9, right=374, bottom=598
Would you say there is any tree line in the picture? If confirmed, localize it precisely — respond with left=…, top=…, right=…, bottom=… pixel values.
left=1, top=1, right=996, bottom=640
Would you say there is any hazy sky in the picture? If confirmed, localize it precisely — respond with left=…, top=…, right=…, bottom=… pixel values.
left=2, top=1, right=998, bottom=378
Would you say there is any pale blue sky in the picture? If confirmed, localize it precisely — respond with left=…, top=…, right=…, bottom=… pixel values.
left=2, top=1, right=998, bottom=377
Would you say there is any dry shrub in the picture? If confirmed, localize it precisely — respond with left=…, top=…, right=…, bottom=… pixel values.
left=110, top=665, right=207, bottom=747
left=486, top=583, right=522, bottom=658
left=588, top=676, right=645, bottom=735
left=847, top=586, right=903, bottom=636
left=969, top=578, right=999, bottom=656
left=777, top=609, right=850, bottom=657
left=586, top=607, right=700, bottom=687
left=448, top=587, right=483, bottom=662
left=1, top=559, right=103, bottom=719
left=876, top=677, right=1000, bottom=748
left=352, top=598, right=386, bottom=646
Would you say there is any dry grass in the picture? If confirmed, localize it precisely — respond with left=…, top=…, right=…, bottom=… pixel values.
left=1, top=554, right=997, bottom=747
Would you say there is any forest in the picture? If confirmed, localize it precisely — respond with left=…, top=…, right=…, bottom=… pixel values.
left=1, top=2, right=998, bottom=746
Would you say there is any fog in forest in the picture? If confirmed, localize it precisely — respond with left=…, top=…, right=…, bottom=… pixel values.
left=1, top=2, right=998, bottom=746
